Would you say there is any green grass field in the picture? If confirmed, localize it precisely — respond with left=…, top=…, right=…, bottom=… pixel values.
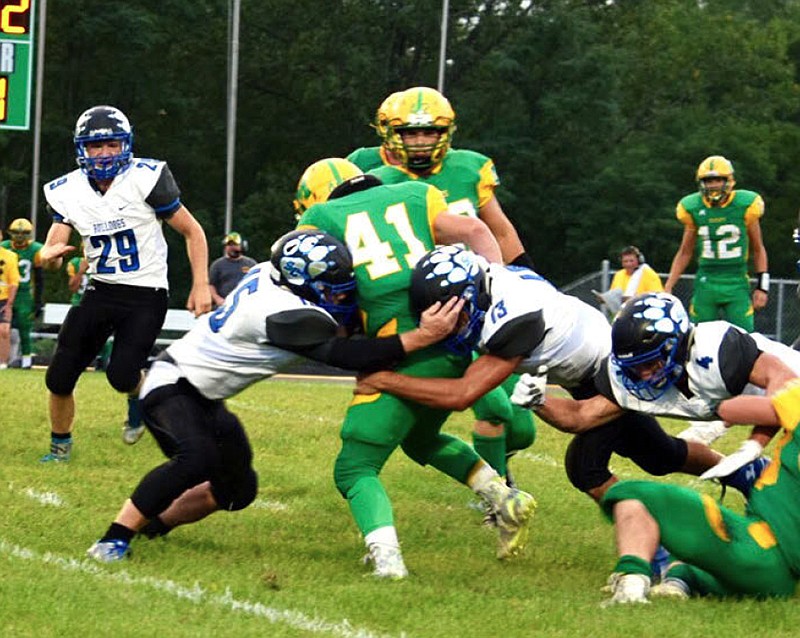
left=1, top=369, right=798, bottom=637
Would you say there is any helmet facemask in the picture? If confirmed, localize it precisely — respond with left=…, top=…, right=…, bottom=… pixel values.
left=8, top=218, right=33, bottom=248
left=74, top=106, right=134, bottom=181
left=611, top=293, right=691, bottom=401
left=696, top=155, right=735, bottom=204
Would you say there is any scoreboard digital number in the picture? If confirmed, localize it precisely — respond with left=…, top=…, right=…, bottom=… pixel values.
left=0, top=0, right=34, bottom=130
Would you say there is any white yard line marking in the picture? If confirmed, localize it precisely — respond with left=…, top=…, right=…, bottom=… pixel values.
left=6, top=482, right=66, bottom=507
left=0, top=539, right=409, bottom=638
left=251, top=498, right=289, bottom=512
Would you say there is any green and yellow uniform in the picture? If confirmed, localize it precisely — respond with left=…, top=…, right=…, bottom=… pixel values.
left=676, top=189, right=764, bottom=330
left=298, top=180, right=484, bottom=537
left=601, top=381, right=800, bottom=598
left=0, top=239, right=43, bottom=357
left=346, top=146, right=394, bottom=173
left=371, top=150, right=536, bottom=477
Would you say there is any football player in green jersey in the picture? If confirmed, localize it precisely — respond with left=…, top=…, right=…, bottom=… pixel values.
left=664, top=155, right=769, bottom=447
left=294, top=157, right=536, bottom=578
left=369, top=86, right=536, bottom=492
left=345, top=91, right=403, bottom=173
left=601, top=380, right=800, bottom=604
left=665, top=155, right=769, bottom=332
left=1, top=218, right=44, bottom=369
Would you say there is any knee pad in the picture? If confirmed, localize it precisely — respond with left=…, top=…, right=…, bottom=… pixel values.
left=564, top=435, right=613, bottom=493
left=213, top=468, right=258, bottom=511
left=106, top=363, right=142, bottom=394
left=45, top=359, right=81, bottom=396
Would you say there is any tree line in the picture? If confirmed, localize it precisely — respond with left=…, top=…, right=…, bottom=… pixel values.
left=2, top=0, right=800, bottom=305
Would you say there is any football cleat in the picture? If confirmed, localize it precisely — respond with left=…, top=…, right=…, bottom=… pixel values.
left=650, top=577, right=690, bottom=600
left=720, top=456, right=770, bottom=498
left=494, top=488, right=537, bottom=560
left=363, top=543, right=408, bottom=580
left=122, top=421, right=146, bottom=445
left=40, top=438, right=72, bottom=463
left=601, top=572, right=651, bottom=607
left=86, top=539, right=131, bottom=563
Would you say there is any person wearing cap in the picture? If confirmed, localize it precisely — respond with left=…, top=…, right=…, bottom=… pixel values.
left=208, top=232, right=257, bottom=307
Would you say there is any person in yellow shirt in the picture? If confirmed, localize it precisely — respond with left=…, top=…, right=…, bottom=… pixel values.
left=595, top=246, right=663, bottom=315
left=0, top=229, right=21, bottom=369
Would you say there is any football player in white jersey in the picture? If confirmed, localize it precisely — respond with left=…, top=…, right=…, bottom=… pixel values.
left=85, top=230, right=462, bottom=562
left=38, top=105, right=212, bottom=462
left=514, top=292, right=796, bottom=481
left=356, top=247, right=763, bottom=505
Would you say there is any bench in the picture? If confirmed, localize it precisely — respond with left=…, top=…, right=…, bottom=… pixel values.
left=36, top=303, right=197, bottom=345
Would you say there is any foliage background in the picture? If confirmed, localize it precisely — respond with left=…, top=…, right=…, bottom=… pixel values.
left=3, top=0, right=800, bottom=305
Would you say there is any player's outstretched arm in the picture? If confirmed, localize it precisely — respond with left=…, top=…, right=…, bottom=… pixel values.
left=167, top=206, right=211, bottom=316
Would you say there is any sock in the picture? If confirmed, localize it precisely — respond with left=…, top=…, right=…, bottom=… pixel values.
left=365, top=525, right=400, bottom=549
left=473, top=432, right=507, bottom=477
left=100, top=522, right=137, bottom=544
left=139, top=516, right=173, bottom=539
left=614, top=554, right=653, bottom=578
left=51, top=432, right=72, bottom=443
left=127, top=396, right=142, bottom=428
left=21, top=355, right=32, bottom=368
left=466, top=461, right=502, bottom=494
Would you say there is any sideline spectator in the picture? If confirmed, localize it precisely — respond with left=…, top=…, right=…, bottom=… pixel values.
left=208, top=231, right=256, bottom=307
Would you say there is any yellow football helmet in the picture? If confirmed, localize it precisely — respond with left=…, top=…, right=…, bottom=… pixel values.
left=293, top=158, right=364, bottom=217
left=385, top=86, right=456, bottom=171
left=696, top=155, right=735, bottom=203
left=8, top=218, right=33, bottom=247
left=372, top=91, right=404, bottom=141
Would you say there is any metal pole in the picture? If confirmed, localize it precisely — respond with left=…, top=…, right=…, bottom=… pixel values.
left=29, top=0, right=46, bottom=237
left=437, top=0, right=449, bottom=93
left=224, top=0, right=241, bottom=236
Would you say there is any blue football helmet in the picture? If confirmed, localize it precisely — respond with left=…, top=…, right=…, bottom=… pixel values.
left=270, top=230, right=357, bottom=325
left=611, top=293, right=692, bottom=401
left=410, top=245, right=489, bottom=356
left=74, top=105, right=134, bottom=180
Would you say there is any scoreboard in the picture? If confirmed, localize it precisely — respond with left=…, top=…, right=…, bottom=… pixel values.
left=0, top=0, right=34, bottom=130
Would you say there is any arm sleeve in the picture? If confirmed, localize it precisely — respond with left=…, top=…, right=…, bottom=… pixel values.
left=145, top=163, right=182, bottom=217
left=484, top=310, right=546, bottom=359
left=266, top=308, right=406, bottom=371
left=718, top=328, right=761, bottom=395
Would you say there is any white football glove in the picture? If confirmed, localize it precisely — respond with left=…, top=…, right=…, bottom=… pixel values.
left=699, top=440, right=764, bottom=481
left=511, top=366, right=548, bottom=409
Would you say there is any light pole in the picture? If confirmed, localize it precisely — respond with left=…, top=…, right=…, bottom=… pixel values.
left=29, top=0, right=46, bottom=236
left=224, top=0, right=241, bottom=236
left=437, top=0, right=449, bottom=93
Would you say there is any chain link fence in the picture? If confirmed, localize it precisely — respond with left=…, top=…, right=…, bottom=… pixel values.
left=562, top=260, right=800, bottom=346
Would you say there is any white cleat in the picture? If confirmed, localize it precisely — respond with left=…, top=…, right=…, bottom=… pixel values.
left=122, top=421, right=146, bottom=445
left=601, top=572, right=651, bottom=607
left=363, top=542, right=408, bottom=580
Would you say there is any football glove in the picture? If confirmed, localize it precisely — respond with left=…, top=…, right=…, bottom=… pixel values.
left=699, top=439, right=764, bottom=481
left=510, top=365, right=548, bottom=409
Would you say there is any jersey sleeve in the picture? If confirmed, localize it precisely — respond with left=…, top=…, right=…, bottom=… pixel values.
left=144, top=163, right=182, bottom=218
left=426, top=185, right=451, bottom=241
left=718, top=327, right=761, bottom=395
left=744, top=194, right=765, bottom=226
left=676, top=201, right=696, bottom=229
left=477, top=159, right=499, bottom=208
left=484, top=310, right=546, bottom=359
